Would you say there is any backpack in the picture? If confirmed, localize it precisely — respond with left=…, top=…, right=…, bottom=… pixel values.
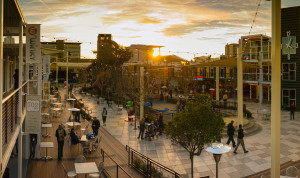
left=57, top=129, right=65, bottom=142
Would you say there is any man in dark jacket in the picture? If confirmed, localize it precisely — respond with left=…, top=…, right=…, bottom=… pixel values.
left=55, top=124, right=66, bottom=160
left=92, top=117, right=100, bottom=136
left=226, top=120, right=236, bottom=147
left=233, top=124, right=248, bottom=154
left=70, top=128, right=80, bottom=144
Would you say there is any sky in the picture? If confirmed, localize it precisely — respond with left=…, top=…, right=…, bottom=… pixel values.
left=19, top=0, right=300, bottom=60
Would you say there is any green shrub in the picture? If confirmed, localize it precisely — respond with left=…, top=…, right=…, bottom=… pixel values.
left=245, top=109, right=252, bottom=118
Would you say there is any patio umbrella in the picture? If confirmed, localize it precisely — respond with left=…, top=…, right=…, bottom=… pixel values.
left=209, top=88, right=215, bottom=91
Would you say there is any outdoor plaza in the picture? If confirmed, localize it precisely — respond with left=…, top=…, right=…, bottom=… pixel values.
left=65, top=87, right=299, bottom=178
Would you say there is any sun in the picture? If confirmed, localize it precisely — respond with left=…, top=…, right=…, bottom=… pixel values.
left=153, top=48, right=160, bottom=57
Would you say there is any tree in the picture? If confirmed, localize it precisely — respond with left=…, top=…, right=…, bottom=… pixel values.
left=165, top=94, right=225, bottom=178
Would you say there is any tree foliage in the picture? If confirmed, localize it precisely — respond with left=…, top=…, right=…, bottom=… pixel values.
left=165, top=93, right=225, bottom=177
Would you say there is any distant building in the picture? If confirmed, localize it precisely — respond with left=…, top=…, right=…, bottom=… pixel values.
left=281, top=6, right=300, bottom=107
left=225, top=43, right=238, bottom=57
left=240, top=34, right=271, bottom=103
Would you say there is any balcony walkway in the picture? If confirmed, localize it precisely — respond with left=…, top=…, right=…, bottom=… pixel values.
left=25, top=88, right=142, bottom=178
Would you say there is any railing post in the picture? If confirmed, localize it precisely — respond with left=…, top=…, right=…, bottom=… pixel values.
left=127, top=146, right=130, bottom=166
left=116, top=165, right=119, bottom=178
left=131, top=151, right=133, bottom=167
left=146, top=158, right=149, bottom=177
left=149, top=161, right=152, bottom=178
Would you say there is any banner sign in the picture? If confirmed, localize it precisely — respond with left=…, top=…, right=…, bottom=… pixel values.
left=42, top=55, right=50, bottom=75
left=26, top=24, right=41, bottom=63
left=25, top=95, right=41, bottom=134
left=43, top=82, right=50, bottom=100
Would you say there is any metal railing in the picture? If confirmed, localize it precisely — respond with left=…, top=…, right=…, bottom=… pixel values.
left=101, top=148, right=133, bottom=178
left=211, top=100, right=246, bottom=117
left=126, top=145, right=181, bottom=178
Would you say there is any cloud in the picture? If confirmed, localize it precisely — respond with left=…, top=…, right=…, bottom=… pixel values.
left=139, top=17, right=162, bottom=24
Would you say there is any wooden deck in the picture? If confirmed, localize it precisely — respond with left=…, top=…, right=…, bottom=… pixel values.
left=25, top=91, right=143, bottom=178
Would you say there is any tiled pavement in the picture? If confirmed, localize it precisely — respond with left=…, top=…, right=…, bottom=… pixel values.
left=74, top=89, right=299, bottom=178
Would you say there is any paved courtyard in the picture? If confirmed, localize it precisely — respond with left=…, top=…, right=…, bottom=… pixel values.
left=74, top=88, right=300, bottom=178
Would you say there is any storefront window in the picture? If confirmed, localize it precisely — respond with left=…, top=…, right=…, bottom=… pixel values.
left=282, top=89, right=296, bottom=107
left=282, top=63, right=296, bottom=81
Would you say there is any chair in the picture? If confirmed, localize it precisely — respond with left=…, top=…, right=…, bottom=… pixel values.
left=88, top=162, right=104, bottom=178
left=286, top=166, right=299, bottom=177
left=75, top=155, right=86, bottom=163
left=61, top=163, right=77, bottom=178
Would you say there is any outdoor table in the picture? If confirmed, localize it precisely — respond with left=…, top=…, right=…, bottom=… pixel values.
left=68, top=108, right=80, bottom=128
left=50, top=98, right=57, bottom=103
left=66, top=122, right=81, bottom=127
left=75, top=162, right=99, bottom=177
left=52, top=108, right=62, bottom=117
left=40, top=142, right=54, bottom=161
left=67, top=98, right=76, bottom=107
left=41, top=113, right=50, bottom=124
left=42, top=124, right=52, bottom=137
left=50, top=95, right=55, bottom=99
left=52, top=102, right=62, bottom=108
left=117, top=106, right=123, bottom=114
left=280, top=176, right=296, bottom=178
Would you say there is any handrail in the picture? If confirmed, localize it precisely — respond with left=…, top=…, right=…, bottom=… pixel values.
left=126, top=145, right=181, bottom=177
left=2, top=80, right=29, bottom=104
left=101, top=148, right=133, bottom=178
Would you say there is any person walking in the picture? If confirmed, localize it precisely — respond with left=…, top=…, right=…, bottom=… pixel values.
left=92, top=117, right=101, bottom=136
left=157, top=112, right=164, bottom=135
left=30, top=134, right=37, bottom=159
left=138, top=117, right=145, bottom=139
left=55, top=124, right=66, bottom=160
left=233, top=124, right=248, bottom=154
left=226, top=120, right=236, bottom=147
left=74, top=101, right=81, bottom=122
left=290, top=102, right=296, bottom=120
left=102, top=107, right=108, bottom=126
left=69, top=83, right=73, bottom=96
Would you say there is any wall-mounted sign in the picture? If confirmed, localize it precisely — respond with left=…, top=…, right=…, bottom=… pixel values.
left=25, top=95, right=41, bottom=134
left=193, top=76, right=203, bottom=81
left=43, top=55, right=50, bottom=75
left=26, top=24, right=41, bottom=63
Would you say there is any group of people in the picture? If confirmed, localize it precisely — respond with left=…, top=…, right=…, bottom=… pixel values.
left=54, top=100, right=108, bottom=160
left=226, top=120, right=249, bottom=154
left=138, top=113, right=164, bottom=140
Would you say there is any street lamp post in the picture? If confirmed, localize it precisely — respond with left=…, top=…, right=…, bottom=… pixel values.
left=66, top=51, right=69, bottom=97
left=206, top=143, right=231, bottom=178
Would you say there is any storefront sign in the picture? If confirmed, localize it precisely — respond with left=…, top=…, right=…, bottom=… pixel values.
left=43, top=82, right=50, bottom=100
left=193, top=76, right=203, bottom=81
left=26, top=24, right=41, bottom=63
left=25, top=95, right=41, bottom=134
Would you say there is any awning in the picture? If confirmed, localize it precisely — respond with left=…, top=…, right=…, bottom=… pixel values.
left=42, top=48, right=64, bottom=55
left=51, top=62, right=91, bottom=69
left=193, top=57, right=259, bottom=69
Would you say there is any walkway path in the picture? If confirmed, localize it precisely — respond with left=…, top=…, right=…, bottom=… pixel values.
left=75, top=89, right=300, bottom=178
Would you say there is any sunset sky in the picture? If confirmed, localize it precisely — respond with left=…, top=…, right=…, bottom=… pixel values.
left=20, top=0, right=300, bottom=60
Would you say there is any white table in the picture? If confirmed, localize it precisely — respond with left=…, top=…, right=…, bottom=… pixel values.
left=280, top=176, right=296, bottom=178
left=68, top=108, right=81, bottom=127
left=50, top=95, right=56, bottom=99
left=52, top=108, right=62, bottom=117
left=40, top=142, right=54, bottom=161
left=52, top=102, right=62, bottom=108
left=117, top=107, right=123, bottom=114
left=42, top=124, right=52, bottom=137
left=50, top=98, right=57, bottom=103
left=75, top=162, right=99, bottom=176
left=42, top=113, right=50, bottom=123
left=66, top=122, right=81, bottom=127
left=67, top=98, right=76, bottom=107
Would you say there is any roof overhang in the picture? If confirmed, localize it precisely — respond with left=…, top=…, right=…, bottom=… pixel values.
left=192, top=57, right=259, bottom=69
left=3, top=0, right=26, bottom=36
left=51, top=62, right=91, bottom=69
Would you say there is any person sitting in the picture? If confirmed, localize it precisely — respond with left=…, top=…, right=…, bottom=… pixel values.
left=70, top=128, right=80, bottom=144
left=145, top=114, right=150, bottom=123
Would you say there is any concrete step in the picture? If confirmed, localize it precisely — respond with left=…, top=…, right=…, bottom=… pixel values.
left=222, top=120, right=262, bottom=137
